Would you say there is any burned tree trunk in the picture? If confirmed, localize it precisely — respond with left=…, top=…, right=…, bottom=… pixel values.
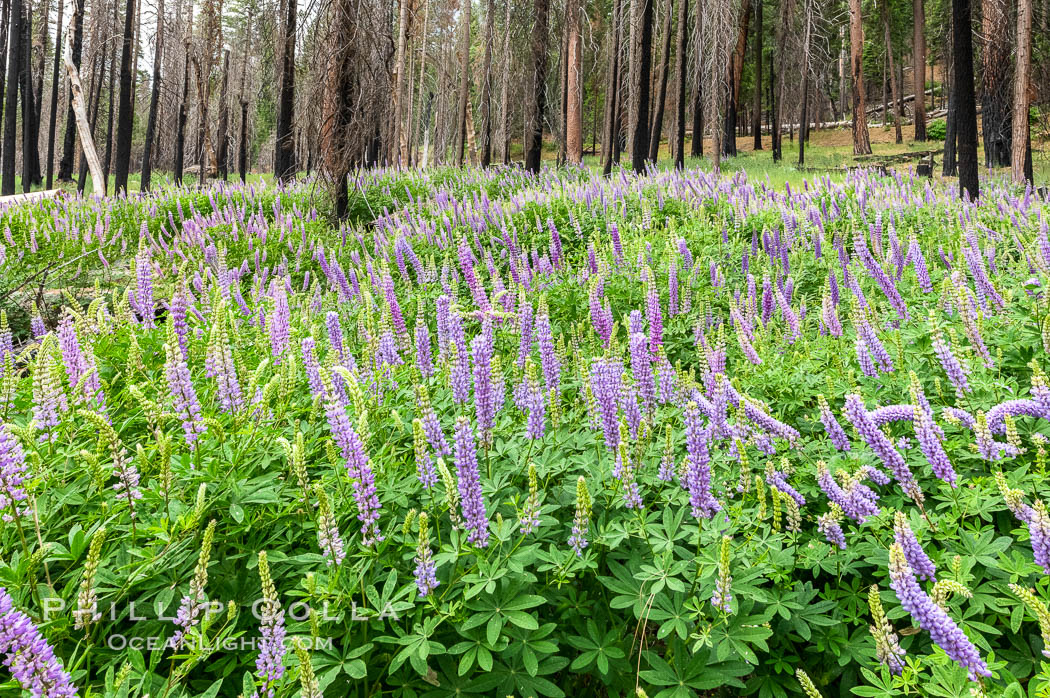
left=913, top=0, right=925, bottom=140
left=602, top=0, right=622, bottom=174
left=952, top=0, right=978, bottom=198
left=648, top=0, right=673, bottom=162
left=751, top=0, right=761, bottom=150
left=274, top=0, right=296, bottom=180
left=140, top=0, right=164, bottom=191
left=114, top=0, right=138, bottom=194
left=980, top=0, right=1011, bottom=168
left=57, top=0, right=83, bottom=180
left=630, top=0, right=654, bottom=171
left=524, top=0, right=550, bottom=173
left=672, top=0, right=688, bottom=168
left=479, top=0, right=495, bottom=166
left=44, top=0, right=64, bottom=188
left=2, top=0, right=21, bottom=195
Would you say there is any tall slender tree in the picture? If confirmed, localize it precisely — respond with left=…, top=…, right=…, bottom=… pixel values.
left=479, top=0, right=495, bottom=166
left=57, top=0, right=83, bottom=180
left=44, top=0, right=64, bottom=188
left=770, top=0, right=793, bottom=161
left=672, top=0, right=688, bottom=168
left=2, top=0, right=23, bottom=195
left=952, top=0, right=978, bottom=198
left=912, top=0, right=925, bottom=140
left=1012, top=0, right=1033, bottom=183
left=881, top=0, right=901, bottom=144
left=274, top=0, right=296, bottom=180
left=524, top=0, right=550, bottom=172
left=980, top=0, right=1011, bottom=168
left=629, top=0, right=654, bottom=171
left=847, top=0, right=870, bottom=154
left=751, top=0, right=761, bottom=150
left=722, top=0, right=750, bottom=158
left=689, top=0, right=703, bottom=157
left=114, top=0, right=138, bottom=194
left=648, top=0, right=673, bottom=162
left=454, top=0, right=470, bottom=166
left=140, top=0, right=165, bottom=191
left=565, top=0, right=583, bottom=163
left=797, top=0, right=811, bottom=165
left=602, top=0, right=622, bottom=174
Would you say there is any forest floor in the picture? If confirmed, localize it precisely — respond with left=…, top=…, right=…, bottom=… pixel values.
left=5, top=122, right=1047, bottom=199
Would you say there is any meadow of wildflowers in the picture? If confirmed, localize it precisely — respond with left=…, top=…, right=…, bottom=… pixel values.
left=0, top=164, right=1048, bottom=697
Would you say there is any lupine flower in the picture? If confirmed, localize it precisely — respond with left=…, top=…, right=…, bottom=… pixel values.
left=75, top=526, right=106, bottom=630
left=590, top=358, right=623, bottom=453
left=326, top=311, right=346, bottom=363
left=252, top=551, right=287, bottom=698
left=796, top=669, right=824, bottom=698
left=301, top=337, right=325, bottom=399
left=645, top=272, right=664, bottom=353
left=134, top=244, right=156, bottom=328
left=520, top=463, right=540, bottom=534
left=894, top=512, right=936, bottom=581
left=817, top=461, right=879, bottom=523
left=414, top=512, right=439, bottom=597
left=843, top=394, right=921, bottom=502
left=1028, top=499, right=1050, bottom=575
left=683, top=401, right=720, bottom=519
left=0, top=421, right=28, bottom=521
left=412, top=418, right=438, bottom=488
left=414, top=316, right=434, bottom=377
left=766, top=462, right=806, bottom=507
left=165, top=319, right=207, bottom=450
left=0, top=587, right=78, bottom=697
left=416, top=385, right=451, bottom=456
left=523, top=359, right=546, bottom=439
left=818, top=507, right=847, bottom=549
left=268, top=280, right=291, bottom=360
left=32, top=336, right=68, bottom=441
left=471, top=326, right=496, bottom=444
left=1009, top=584, right=1050, bottom=659
left=817, top=394, right=851, bottom=450
left=568, top=476, right=591, bottom=556
left=930, top=321, right=971, bottom=399
left=658, top=424, right=675, bottom=481
left=711, top=536, right=733, bottom=613
left=868, top=585, right=906, bottom=675
left=908, top=235, right=933, bottom=292
left=887, top=543, right=990, bottom=680
left=315, top=485, right=346, bottom=566
left=173, top=520, right=217, bottom=647
left=453, top=417, right=489, bottom=547
left=323, top=377, right=383, bottom=545
left=536, top=307, right=561, bottom=394
left=909, top=374, right=956, bottom=486
left=205, top=308, right=244, bottom=413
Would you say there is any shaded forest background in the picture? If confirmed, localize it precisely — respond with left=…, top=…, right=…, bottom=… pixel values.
left=1, top=0, right=1048, bottom=206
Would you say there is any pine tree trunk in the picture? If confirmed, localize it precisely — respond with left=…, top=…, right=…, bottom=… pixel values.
left=454, top=0, right=470, bottom=167
left=723, top=0, right=750, bottom=157
left=140, top=0, right=164, bottom=191
left=216, top=50, right=230, bottom=179
left=629, top=0, right=653, bottom=171
left=173, top=21, right=191, bottom=184
left=479, top=0, right=495, bottom=166
left=524, top=0, right=550, bottom=173
left=392, top=0, right=410, bottom=164
left=751, top=0, right=761, bottom=149
left=602, top=0, right=622, bottom=174
left=797, top=0, right=811, bottom=165
left=566, top=0, right=583, bottom=163
left=102, top=0, right=119, bottom=182
left=0, top=0, right=9, bottom=171
left=980, top=0, right=1011, bottom=168
left=771, top=0, right=793, bottom=161
left=499, top=0, right=511, bottom=163
left=114, top=0, right=137, bottom=194
left=689, top=0, right=703, bottom=157
left=648, top=0, right=673, bottom=162
left=274, top=0, right=296, bottom=180
left=57, top=0, right=83, bottom=180
left=672, top=0, right=688, bottom=168
left=882, top=0, right=901, bottom=144
left=44, top=0, right=63, bottom=187
left=912, top=0, right=925, bottom=140
left=20, top=6, right=43, bottom=189
left=942, top=24, right=955, bottom=176
left=848, top=0, right=870, bottom=154
left=1011, top=0, right=1032, bottom=183
left=2, top=0, right=21, bottom=195
left=952, top=0, right=978, bottom=198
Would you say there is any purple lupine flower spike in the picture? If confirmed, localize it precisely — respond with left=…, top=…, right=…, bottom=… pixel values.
left=887, top=543, right=990, bottom=680
left=453, top=417, right=490, bottom=547
left=893, top=512, right=936, bottom=581
left=0, top=587, right=78, bottom=697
